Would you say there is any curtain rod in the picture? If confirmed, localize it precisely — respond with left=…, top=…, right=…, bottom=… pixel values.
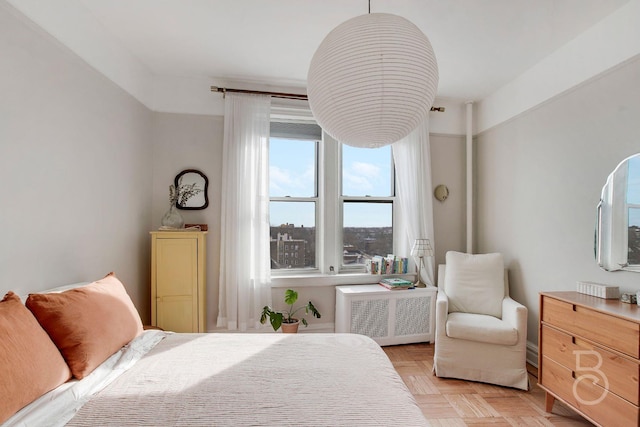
left=210, top=86, right=445, bottom=112
left=210, top=86, right=307, bottom=100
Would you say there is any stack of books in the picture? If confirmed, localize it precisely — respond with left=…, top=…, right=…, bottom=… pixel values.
left=379, top=278, right=414, bottom=290
left=369, top=255, right=409, bottom=275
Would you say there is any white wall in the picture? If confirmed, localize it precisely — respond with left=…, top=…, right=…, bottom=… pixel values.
left=0, top=4, right=153, bottom=319
left=431, top=134, right=467, bottom=267
left=151, top=112, right=223, bottom=330
left=476, top=57, right=640, bottom=347
left=477, top=0, right=640, bottom=133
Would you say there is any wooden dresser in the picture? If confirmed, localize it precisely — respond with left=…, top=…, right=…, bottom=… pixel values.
left=539, top=291, right=640, bottom=426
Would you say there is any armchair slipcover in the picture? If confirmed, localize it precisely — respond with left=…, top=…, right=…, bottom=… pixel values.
left=434, top=251, right=529, bottom=390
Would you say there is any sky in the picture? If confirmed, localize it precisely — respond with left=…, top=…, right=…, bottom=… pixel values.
left=269, top=138, right=393, bottom=228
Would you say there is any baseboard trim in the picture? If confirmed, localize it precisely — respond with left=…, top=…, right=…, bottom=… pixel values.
left=301, top=322, right=335, bottom=333
left=526, top=340, right=538, bottom=368
left=209, top=322, right=335, bottom=334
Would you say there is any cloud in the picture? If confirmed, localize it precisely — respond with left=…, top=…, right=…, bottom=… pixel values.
left=269, top=164, right=314, bottom=196
left=343, top=161, right=382, bottom=193
left=269, top=166, right=291, bottom=195
left=351, top=161, right=380, bottom=178
left=301, top=163, right=315, bottom=183
left=344, top=172, right=373, bottom=192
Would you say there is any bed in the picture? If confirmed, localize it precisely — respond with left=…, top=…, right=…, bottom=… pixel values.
left=1, top=274, right=429, bottom=426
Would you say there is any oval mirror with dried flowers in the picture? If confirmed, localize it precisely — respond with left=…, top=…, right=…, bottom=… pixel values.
left=174, top=169, right=209, bottom=210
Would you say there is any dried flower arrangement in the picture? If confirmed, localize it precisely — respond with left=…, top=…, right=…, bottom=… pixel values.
left=169, top=177, right=203, bottom=207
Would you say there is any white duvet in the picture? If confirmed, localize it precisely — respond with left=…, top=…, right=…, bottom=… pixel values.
left=5, top=332, right=428, bottom=427
left=4, top=330, right=165, bottom=427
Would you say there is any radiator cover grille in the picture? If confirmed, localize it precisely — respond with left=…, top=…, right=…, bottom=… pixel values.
left=350, top=299, right=389, bottom=337
left=395, top=296, right=431, bottom=336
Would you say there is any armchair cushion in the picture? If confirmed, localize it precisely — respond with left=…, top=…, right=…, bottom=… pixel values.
left=445, top=312, right=518, bottom=346
left=444, top=251, right=504, bottom=318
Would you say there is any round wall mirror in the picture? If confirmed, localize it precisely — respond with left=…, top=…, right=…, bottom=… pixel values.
left=175, top=169, right=209, bottom=210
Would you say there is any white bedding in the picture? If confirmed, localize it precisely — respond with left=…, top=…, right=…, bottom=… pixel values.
left=67, top=332, right=427, bottom=426
left=4, top=332, right=427, bottom=426
left=3, top=331, right=165, bottom=427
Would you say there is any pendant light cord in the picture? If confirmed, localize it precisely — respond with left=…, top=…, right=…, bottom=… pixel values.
left=368, top=0, right=370, bottom=14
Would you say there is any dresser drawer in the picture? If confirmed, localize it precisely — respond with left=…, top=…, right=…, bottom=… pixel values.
left=541, top=356, right=639, bottom=426
left=542, top=296, right=640, bottom=358
left=541, top=324, right=640, bottom=405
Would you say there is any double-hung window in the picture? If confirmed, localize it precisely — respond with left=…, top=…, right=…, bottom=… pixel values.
left=340, top=144, right=395, bottom=270
left=269, top=113, right=397, bottom=277
left=269, top=121, right=320, bottom=270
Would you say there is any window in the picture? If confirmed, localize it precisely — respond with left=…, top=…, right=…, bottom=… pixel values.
left=269, top=116, right=396, bottom=274
left=341, top=144, right=394, bottom=267
left=269, top=122, right=319, bottom=270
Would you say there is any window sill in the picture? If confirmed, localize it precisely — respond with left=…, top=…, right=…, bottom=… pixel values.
left=270, top=273, right=417, bottom=288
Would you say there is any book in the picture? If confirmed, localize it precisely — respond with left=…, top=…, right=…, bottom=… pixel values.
left=379, top=278, right=414, bottom=290
left=379, top=278, right=413, bottom=286
left=384, top=255, right=394, bottom=275
left=379, top=281, right=413, bottom=290
left=370, top=255, right=409, bottom=275
left=370, top=256, right=384, bottom=274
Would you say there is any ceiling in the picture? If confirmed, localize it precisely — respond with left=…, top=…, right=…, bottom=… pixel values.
left=9, top=0, right=631, bottom=101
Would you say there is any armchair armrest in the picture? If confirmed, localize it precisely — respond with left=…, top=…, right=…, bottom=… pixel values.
left=435, top=289, right=449, bottom=336
left=501, top=297, right=527, bottom=340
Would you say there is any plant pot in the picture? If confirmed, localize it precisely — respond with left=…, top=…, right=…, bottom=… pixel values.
left=281, top=319, right=300, bottom=333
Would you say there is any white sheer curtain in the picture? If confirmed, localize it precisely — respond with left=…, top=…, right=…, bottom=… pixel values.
left=392, top=119, right=435, bottom=285
left=217, top=93, right=272, bottom=331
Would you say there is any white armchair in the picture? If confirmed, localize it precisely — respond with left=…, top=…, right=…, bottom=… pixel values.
left=434, top=251, right=529, bottom=390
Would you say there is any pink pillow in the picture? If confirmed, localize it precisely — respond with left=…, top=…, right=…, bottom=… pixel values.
left=26, top=273, right=143, bottom=379
left=0, top=292, right=72, bottom=424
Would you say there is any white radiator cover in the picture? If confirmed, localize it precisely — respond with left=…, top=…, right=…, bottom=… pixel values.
left=335, top=284, right=437, bottom=346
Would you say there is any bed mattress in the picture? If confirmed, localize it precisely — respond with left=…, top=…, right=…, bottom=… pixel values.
left=65, top=332, right=428, bottom=426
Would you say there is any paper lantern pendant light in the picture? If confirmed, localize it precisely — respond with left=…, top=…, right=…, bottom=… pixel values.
left=307, top=13, right=438, bottom=148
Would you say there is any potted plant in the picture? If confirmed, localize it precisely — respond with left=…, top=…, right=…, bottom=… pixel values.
left=260, top=289, right=321, bottom=333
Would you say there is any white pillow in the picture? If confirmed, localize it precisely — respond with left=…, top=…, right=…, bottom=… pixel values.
left=18, top=282, right=90, bottom=303
left=444, top=251, right=504, bottom=318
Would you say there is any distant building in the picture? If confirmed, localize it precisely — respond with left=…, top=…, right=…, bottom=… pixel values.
left=271, top=232, right=306, bottom=268
left=343, top=244, right=365, bottom=265
left=629, top=225, right=640, bottom=264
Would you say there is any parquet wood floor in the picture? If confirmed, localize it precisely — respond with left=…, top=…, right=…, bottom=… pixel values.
left=383, top=343, right=594, bottom=426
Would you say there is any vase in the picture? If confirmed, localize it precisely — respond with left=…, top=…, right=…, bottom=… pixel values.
left=161, top=205, right=184, bottom=229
